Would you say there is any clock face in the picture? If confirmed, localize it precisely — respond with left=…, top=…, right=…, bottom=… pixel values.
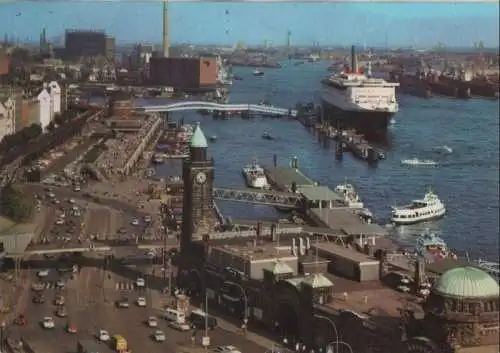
left=195, top=172, right=207, bottom=184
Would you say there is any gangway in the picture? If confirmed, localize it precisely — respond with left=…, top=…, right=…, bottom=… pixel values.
left=138, top=101, right=297, bottom=117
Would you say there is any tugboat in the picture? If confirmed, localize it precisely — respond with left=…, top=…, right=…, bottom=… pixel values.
left=391, top=189, right=446, bottom=225
left=415, top=230, right=456, bottom=262
left=252, top=68, right=264, bottom=77
left=241, top=159, right=269, bottom=189
left=209, top=135, right=217, bottom=142
left=334, top=181, right=364, bottom=209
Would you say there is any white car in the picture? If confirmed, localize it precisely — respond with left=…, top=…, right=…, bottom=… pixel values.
left=99, top=329, right=110, bottom=341
left=153, top=330, right=166, bottom=342
left=168, top=321, right=191, bottom=332
left=131, top=219, right=139, bottom=226
left=55, top=219, right=65, bottom=225
left=147, top=316, right=158, bottom=328
left=47, top=192, right=55, bottom=198
left=56, top=279, right=65, bottom=288
left=213, top=346, right=242, bottom=353
left=42, top=317, right=55, bottom=329
left=136, top=297, right=147, bottom=307
left=143, top=215, right=152, bottom=223
left=68, top=198, right=76, bottom=204
left=37, top=269, right=49, bottom=278
left=136, top=278, right=145, bottom=287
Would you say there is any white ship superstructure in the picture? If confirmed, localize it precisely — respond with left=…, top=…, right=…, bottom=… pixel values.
left=242, top=160, right=269, bottom=189
left=391, top=189, right=446, bottom=225
left=321, top=46, right=400, bottom=136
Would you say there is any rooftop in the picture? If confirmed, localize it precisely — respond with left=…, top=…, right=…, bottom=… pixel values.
left=190, top=122, right=208, bottom=148
left=312, top=242, right=378, bottom=264
left=310, top=208, right=388, bottom=236
left=213, top=242, right=298, bottom=261
left=264, top=166, right=316, bottom=189
left=434, top=266, right=500, bottom=298
left=298, top=186, right=344, bottom=202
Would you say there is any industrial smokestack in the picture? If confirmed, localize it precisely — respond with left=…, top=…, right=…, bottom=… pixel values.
left=351, top=45, right=358, bottom=73
left=162, top=0, right=169, bottom=58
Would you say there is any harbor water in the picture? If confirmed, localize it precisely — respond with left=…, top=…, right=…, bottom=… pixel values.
left=146, top=61, right=499, bottom=261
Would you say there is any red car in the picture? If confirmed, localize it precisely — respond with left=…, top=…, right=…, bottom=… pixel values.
left=66, top=324, right=77, bottom=334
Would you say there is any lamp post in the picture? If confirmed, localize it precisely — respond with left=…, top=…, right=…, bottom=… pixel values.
left=224, top=281, right=248, bottom=330
left=315, top=315, right=339, bottom=353
left=1, top=321, right=5, bottom=351
left=202, top=292, right=210, bottom=352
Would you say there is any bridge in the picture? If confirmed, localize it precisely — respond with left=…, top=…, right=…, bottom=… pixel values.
left=213, top=187, right=302, bottom=208
left=137, top=101, right=297, bottom=117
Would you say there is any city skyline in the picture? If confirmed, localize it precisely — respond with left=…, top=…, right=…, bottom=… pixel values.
left=1, top=2, right=499, bottom=48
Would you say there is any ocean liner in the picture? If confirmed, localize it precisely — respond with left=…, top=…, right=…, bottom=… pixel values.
left=321, top=46, right=399, bottom=137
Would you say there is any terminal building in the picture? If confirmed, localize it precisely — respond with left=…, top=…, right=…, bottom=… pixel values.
left=176, top=124, right=499, bottom=353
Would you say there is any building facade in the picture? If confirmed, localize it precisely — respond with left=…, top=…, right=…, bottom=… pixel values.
left=37, top=88, right=51, bottom=130
left=148, top=57, right=218, bottom=89
left=65, top=30, right=107, bottom=60
left=47, top=81, right=61, bottom=116
left=0, top=98, right=15, bottom=142
left=105, top=35, right=116, bottom=63
left=19, top=97, right=40, bottom=130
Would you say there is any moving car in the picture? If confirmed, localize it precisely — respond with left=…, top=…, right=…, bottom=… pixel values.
left=136, top=277, right=145, bottom=287
left=213, top=346, right=242, bottom=353
left=136, top=296, right=147, bottom=307
left=42, top=317, right=55, bottom=329
left=37, top=269, right=50, bottom=277
left=168, top=321, right=191, bottom=332
left=56, top=306, right=68, bottom=318
left=66, top=323, right=77, bottom=334
left=116, top=298, right=130, bottom=308
left=33, top=294, right=45, bottom=304
left=153, top=330, right=166, bottom=342
left=99, top=329, right=110, bottom=341
left=147, top=316, right=159, bottom=328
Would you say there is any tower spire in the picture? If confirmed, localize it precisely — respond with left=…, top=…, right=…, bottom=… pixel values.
left=162, top=0, right=169, bottom=57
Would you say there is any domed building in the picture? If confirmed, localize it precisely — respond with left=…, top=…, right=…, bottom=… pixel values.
left=412, top=266, right=499, bottom=352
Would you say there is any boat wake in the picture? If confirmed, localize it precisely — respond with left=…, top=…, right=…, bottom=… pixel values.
left=401, top=158, right=439, bottom=167
left=432, top=145, right=453, bottom=154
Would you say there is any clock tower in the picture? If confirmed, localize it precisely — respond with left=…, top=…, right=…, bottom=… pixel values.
left=181, top=122, right=214, bottom=253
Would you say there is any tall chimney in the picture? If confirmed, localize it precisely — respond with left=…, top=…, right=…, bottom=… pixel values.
left=351, top=45, right=358, bottom=73
left=162, top=0, right=169, bottom=58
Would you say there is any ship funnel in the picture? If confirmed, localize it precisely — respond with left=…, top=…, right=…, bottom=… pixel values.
left=351, top=45, right=358, bottom=73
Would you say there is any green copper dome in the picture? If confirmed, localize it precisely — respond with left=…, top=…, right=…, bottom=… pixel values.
left=190, top=122, right=208, bottom=148
left=434, top=266, right=499, bottom=298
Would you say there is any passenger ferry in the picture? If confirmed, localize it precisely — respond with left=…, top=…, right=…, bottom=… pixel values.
left=401, top=158, right=438, bottom=167
left=391, top=189, right=446, bottom=225
left=241, top=160, right=269, bottom=189
left=334, top=182, right=364, bottom=209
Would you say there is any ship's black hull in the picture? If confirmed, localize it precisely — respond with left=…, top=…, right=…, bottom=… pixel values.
left=321, top=100, right=394, bottom=141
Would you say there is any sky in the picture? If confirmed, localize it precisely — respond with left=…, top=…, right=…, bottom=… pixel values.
left=0, top=2, right=499, bottom=48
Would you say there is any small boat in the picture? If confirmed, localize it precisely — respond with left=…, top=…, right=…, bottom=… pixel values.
left=262, top=131, right=274, bottom=140
left=252, top=68, right=264, bottom=76
left=241, top=159, right=269, bottom=189
left=209, top=135, right=217, bottom=142
left=334, top=181, right=364, bottom=209
left=401, top=158, right=438, bottom=167
left=415, top=230, right=455, bottom=262
left=233, top=75, right=243, bottom=81
left=391, top=189, right=446, bottom=225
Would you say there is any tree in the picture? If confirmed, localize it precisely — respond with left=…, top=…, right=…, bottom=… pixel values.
left=53, top=113, right=64, bottom=126
left=0, top=183, right=34, bottom=222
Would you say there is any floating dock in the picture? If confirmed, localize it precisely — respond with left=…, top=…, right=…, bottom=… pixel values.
left=264, top=166, right=316, bottom=191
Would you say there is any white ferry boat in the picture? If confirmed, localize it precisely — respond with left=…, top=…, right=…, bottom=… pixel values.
left=334, top=182, right=364, bottom=209
left=391, top=189, right=446, bottom=225
left=252, top=68, right=264, bottom=77
left=242, top=160, right=269, bottom=189
left=401, top=158, right=438, bottom=167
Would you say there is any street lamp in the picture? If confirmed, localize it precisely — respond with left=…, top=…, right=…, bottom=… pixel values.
left=1, top=321, right=5, bottom=351
left=224, top=281, right=248, bottom=329
left=315, top=315, right=339, bottom=353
